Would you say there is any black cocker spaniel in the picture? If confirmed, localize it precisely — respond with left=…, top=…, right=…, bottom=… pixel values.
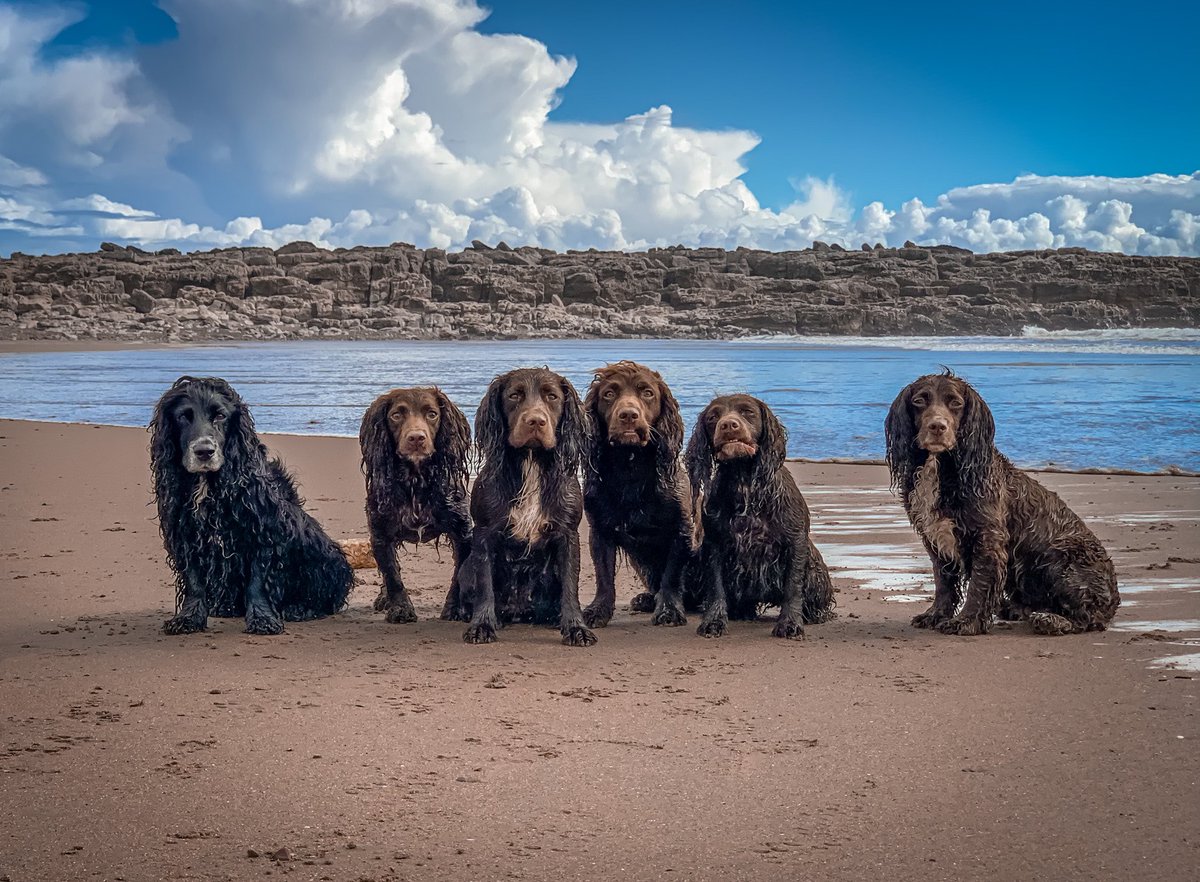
left=885, top=370, right=1120, bottom=636
left=151, top=376, right=352, bottom=635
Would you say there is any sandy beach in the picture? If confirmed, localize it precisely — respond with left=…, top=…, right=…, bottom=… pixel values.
left=1, top=418, right=1197, bottom=882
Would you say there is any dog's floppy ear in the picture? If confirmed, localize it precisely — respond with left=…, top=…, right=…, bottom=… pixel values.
left=884, top=380, right=919, bottom=492
left=474, top=373, right=509, bottom=468
left=555, top=375, right=587, bottom=474
left=359, top=392, right=396, bottom=492
left=953, top=378, right=996, bottom=497
left=652, top=372, right=684, bottom=471
left=219, top=381, right=263, bottom=475
left=434, top=388, right=471, bottom=488
left=684, top=404, right=717, bottom=548
left=582, top=368, right=605, bottom=478
left=754, top=398, right=787, bottom=475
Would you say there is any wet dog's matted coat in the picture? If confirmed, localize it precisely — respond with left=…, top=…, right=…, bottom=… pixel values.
left=150, top=376, right=352, bottom=635
left=457, top=367, right=596, bottom=646
left=685, top=394, right=835, bottom=639
left=885, top=370, right=1119, bottom=636
left=581, top=361, right=700, bottom=628
left=360, top=387, right=472, bottom=623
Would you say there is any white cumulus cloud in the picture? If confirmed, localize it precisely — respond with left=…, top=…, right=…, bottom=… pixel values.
left=0, top=0, right=1196, bottom=257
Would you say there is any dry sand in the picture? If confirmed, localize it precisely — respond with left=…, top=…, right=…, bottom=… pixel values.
left=1, top=419, right=1197, bottom=882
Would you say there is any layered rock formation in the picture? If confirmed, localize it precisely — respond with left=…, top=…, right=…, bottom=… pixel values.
left=2, top=239, right=1197, bottom=341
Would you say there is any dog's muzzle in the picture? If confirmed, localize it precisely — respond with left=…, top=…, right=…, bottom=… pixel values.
left=183, top=438, right=223, bottom=473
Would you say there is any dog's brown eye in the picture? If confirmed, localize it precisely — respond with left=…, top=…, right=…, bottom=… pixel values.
left=507, top=392, right=522, bottom=401
left=912, top=396, right=927, bottom=407
left=426, top=410, right=439, bottom=421
left=212, top=412, right=226, bottom=423
left=641, top=388, right=654, bottom=399
left=603, top=389, right=616, bottom=400
left=949, top=398, right=964, bottom=410
left=546, top=392, right=559, bottom=401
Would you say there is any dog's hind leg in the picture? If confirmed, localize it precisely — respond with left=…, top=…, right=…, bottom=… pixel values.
left=1030, top=557, right=1119, bottom=636
left=799, top=538, right=836, bottom=625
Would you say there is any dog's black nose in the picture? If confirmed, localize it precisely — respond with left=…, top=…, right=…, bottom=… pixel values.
left=617, top=407, right=640, bottom=424
left=193, top=442, right=216, bottom=461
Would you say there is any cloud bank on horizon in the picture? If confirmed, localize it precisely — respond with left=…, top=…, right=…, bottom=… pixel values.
left=1, top=0, right=1197, bottom=257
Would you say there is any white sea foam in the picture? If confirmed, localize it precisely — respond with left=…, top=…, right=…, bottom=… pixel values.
left=736, top=327, right=1200, bottom=356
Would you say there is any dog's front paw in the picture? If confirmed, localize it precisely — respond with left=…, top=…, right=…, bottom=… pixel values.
left=463, top=622, right=497, bottom=644
left=163, top=614, right=206, bottom=635
left=651, top=603, right=687, bottom=627
left=245, top=609, right=285, bottom=635
left=384, top=601, right=418, bottom=624
left=582, top=603, right=613, bottom=628
left=937, top=616, right=989, bottom=637
left=911, top=607, right=950, bottom=629
left=1028, top=611, right=1075, bottom=636
left=561, top=624, right=598, bottom=647
left=697, top=616, right=727, bottom=638
left=629, top=592, right=656, bottom=613
left=372, top=589, right=389, bottom=612
left=772, top=618, right=805, bottom=640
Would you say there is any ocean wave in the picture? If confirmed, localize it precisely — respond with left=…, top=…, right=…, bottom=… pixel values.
left=735, top=328, right=1200, bottom=355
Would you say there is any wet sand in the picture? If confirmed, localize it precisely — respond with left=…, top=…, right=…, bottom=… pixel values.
left=1, top=419, right=1197, bottom=881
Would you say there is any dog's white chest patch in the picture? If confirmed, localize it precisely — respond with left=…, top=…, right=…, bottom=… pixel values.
left=910, top=457, right=960, bottom=564
left=509, top=457, right=548, bottom=545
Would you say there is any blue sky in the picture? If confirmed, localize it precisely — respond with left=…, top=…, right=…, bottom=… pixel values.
left=1, top=0, right=1197, bottom=255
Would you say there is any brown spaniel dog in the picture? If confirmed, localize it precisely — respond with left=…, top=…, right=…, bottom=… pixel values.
left=360, top=387, right=472, bottom=623
left=457, top=367, right=595, bottom=646
left=582, top=361, right=699, bottom=627
left=685, top=394, right=835, bottom=638
left=885, top=370, right=1119, bottom=636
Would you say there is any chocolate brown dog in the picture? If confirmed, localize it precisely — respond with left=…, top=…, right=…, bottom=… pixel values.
left=360, top=387, right=472, bottom=623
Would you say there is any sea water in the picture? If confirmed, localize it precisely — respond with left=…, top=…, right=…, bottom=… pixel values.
left=1, top=328, right=1196, bottom=472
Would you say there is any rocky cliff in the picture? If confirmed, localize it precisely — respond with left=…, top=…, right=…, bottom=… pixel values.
left=2, top=239, right=1197, bottom=341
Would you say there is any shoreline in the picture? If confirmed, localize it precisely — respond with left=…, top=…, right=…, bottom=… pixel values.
left=3, top=418, right=1194, bottom=478
left=3, top=325, right=1198, bottom=355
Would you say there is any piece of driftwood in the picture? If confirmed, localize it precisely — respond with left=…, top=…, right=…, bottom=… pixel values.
left=339, top=538, right=377, bottom=570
